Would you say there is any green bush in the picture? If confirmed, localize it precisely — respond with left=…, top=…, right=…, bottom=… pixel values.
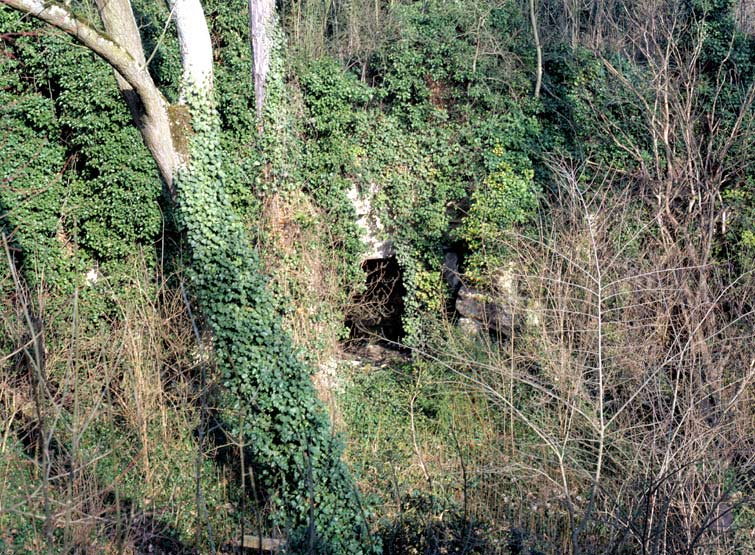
left=0, top=7, right=162, bottom=283
left=459, top=160, right=538, bottom=283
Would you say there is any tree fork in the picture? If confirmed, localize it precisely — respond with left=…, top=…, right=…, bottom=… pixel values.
left=1, top=0, right=178, bottom=187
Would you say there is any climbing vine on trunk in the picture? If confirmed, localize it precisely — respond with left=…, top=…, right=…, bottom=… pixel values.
left=0, top=0, right=377, bottom=550
left=175, top=84, right=376, bottom=554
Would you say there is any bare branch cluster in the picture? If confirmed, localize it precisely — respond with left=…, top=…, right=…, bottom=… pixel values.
left=432, top=159, right=755, bottom=553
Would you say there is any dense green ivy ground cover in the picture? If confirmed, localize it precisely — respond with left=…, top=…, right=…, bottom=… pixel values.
left=0, top=7, right=162, bottom=288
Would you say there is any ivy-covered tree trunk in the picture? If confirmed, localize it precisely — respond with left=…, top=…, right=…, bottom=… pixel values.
left=0, top=0, right=375, bottom=552
left=178, top=87, right=375, bottom=554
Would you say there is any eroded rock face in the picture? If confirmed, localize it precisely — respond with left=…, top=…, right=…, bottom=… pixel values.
left=455, top=286, right=515, bottom=334
left=348, top=183, right=394, bottom=260
left=457, top=316, right=483, bottom=336
left=452, top=262, right=527, bottom=336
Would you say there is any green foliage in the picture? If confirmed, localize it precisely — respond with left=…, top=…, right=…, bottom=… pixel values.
left=686, top=0, right=753, bottom=72
left=299, top=0, right=545, bottom=345
left=202, top=0, right=266, bottom=221
left=723, top=176, right=755, bottom=272
left=131, top=0, right=182, bottom=102
left=373, top=0, right=530, bottom=125
left=377, top=490, right=491, bottom=555
left=1, top=13, right=72, bottom=289
left=0, top=443, right=39, bottom=553
left=175, top=85, right=377, bottom=554
left=374, top=3, right=473, bottom=124
left=357, top=116, right=464, bottom=259
left=78, top=416, right=233, bottom=544
left=542, top=46, right=651, bottom=173
left=299, top=58, right=368, bottom=283
left=348, top=115, right=464, bottom=344
left=337, top=361, right=450, bottom=487
left=459, top=160, right=538, bottom=282
left=3, top=6, right=377, bottom=551
left=337, top=357, right=504, bottom=552
left=0, top=7, right=162, bottom=284
left=301, top=58, right=371, bottom=135
left=203, top=0, right=256, bottom=142
left=26, top=31, right=161, bottom=262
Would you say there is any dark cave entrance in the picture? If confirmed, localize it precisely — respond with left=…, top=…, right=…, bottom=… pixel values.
left=345, top=256, right=406, bottom=347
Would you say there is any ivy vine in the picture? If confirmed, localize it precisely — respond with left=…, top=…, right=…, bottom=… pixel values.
left=175, top=85, right=377, bottom=554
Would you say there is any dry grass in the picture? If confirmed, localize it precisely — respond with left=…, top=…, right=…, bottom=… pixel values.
left=425, top=161, right=755, bottom=554
left=255, top=190, right=357, bottom=410
left=0, top=241, right=236, bottom=553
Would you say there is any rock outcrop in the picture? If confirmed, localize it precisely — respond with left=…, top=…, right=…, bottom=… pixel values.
left=455, top=285, right=516, bottom=335
left=452, top=262, right=527, bottom=336
left=348, top=183, right=394, bottom=260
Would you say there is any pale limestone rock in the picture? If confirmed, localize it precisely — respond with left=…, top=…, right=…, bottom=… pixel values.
left=347, top=183, right=394, bottom=260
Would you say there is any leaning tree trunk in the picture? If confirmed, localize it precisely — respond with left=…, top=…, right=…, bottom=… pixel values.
left=93, top=0, right=178, bottom=186
left=1, top=0, right=179, bottom=186
left=0, top=1, right=375, bottom=552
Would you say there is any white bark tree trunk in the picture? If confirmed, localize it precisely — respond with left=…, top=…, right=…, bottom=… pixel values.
left=530, top=0, right=542, bottom=98
left=169, top=0, right=214, bottom=91
left=249, top=0, right=274, bottom=125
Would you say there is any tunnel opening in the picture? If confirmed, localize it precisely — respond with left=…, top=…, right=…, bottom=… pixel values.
left=344, top=256, right=406, bottom=348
